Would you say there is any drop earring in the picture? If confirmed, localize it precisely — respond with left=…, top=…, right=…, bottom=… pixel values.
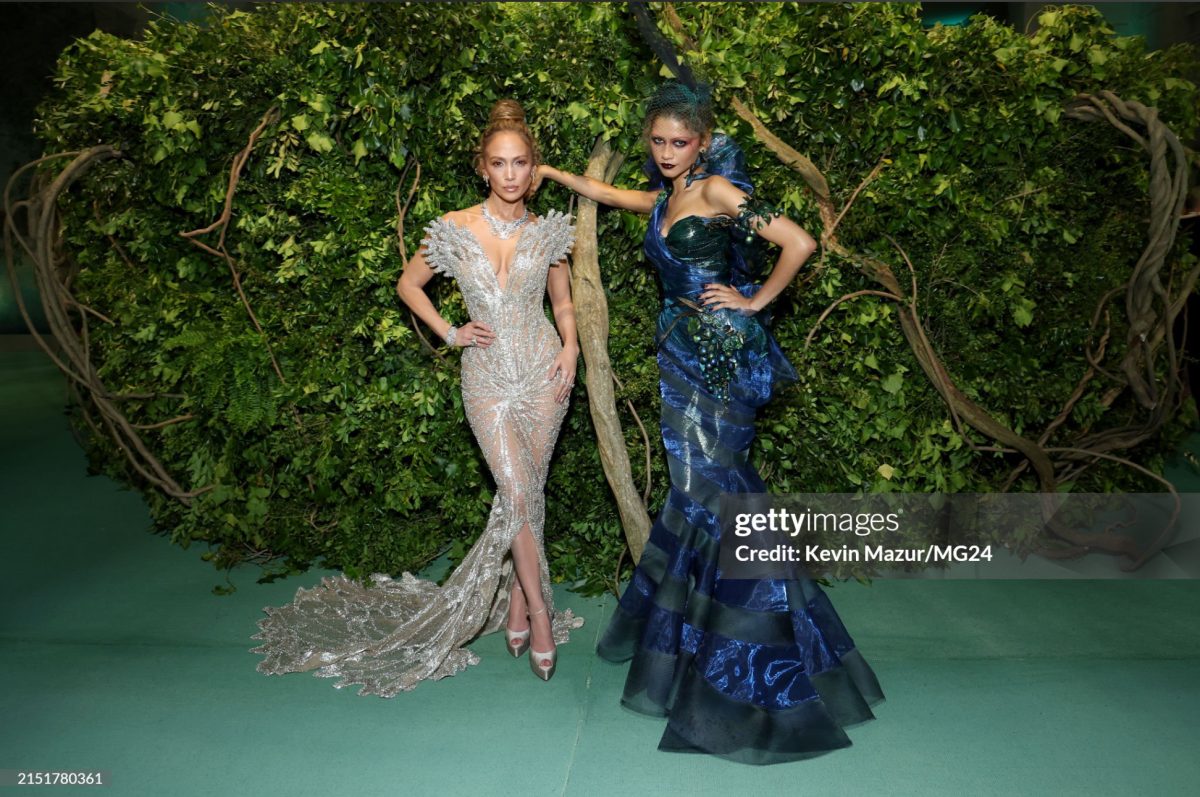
left=685, top=148, right=708, bottom=188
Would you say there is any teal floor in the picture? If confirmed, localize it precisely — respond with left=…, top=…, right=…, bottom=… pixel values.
left=2, top=346, right=1199, bottom=796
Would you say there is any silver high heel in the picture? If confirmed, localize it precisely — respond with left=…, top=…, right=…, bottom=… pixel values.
left=505, top=583, right=530, bottom=658
left=527, top=607, right=557, bottom=681
left=506, top=626, right=530, bottom=658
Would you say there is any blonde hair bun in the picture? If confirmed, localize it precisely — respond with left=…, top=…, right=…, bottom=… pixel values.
left=474, top=99, right=541, bottom=200
left=488, top=99, right=527, bottom=126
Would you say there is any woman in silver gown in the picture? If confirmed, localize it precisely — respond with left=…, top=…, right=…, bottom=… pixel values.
left=251, top=100, right=583, bottom=694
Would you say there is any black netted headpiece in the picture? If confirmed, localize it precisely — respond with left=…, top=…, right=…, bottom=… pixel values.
left=644, top=79, right=715, bottom=136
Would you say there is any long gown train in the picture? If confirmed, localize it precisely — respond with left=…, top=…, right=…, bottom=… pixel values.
left=251, top=210, right=583, bottom=696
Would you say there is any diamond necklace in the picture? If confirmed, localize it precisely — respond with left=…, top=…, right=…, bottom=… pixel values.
left=480, top=199, right=529, bottom=240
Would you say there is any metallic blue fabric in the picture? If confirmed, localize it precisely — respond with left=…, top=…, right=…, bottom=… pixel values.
left=597, top=135, right=883, bottom=764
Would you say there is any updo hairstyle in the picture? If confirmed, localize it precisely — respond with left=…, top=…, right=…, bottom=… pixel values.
left=642, top=80, right=716, bottom=142
left=473, top=99, right=541, bottom=201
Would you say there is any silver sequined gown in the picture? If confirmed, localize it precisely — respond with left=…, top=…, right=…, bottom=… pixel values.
left=251, top=209, right=583, bottom=696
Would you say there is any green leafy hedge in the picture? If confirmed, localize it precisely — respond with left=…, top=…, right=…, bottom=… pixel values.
left=32, top=3, right=1199, bottom=592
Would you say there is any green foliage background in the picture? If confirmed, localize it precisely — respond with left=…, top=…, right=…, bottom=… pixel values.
left=33, top=2, right=1199, bottom=592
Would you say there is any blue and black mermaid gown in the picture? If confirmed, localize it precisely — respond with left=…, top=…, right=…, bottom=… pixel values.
left=596, top=182, right=885, bottom=765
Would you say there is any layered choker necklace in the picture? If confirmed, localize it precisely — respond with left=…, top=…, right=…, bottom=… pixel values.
left=481, top=198, right=529, bottom=240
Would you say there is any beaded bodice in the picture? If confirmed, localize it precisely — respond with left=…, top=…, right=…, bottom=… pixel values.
left=422, top=209, right=575, bottom=333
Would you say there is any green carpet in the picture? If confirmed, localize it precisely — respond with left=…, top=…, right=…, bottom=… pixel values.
left=2, top=347, right=1198, bottom=796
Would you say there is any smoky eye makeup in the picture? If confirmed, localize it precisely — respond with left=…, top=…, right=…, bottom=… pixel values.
left=652, top=136, right=695, bottom=147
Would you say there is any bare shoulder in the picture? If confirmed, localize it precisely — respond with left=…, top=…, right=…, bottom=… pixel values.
left=442, top=206, right=480, bottom=226
left=700, top=174, right=746, bottom=202
left=698, top=175, right=749, bottom=217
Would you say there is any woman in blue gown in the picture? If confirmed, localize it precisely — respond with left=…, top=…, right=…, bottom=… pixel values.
left=538, top=81, right=884, bottom=765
